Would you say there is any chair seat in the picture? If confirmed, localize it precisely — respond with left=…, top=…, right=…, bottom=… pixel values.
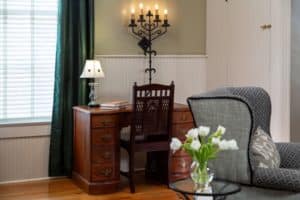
left=121, top=140, right=169, bottom=152
left=120, top=127, right=170, bottom=166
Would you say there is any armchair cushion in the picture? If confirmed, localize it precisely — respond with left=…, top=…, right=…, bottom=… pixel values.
left=276, top=143, right=300, bottom=169
left=253, top=167, right=300, bottom=192
left=250, top=127, right=281, bottom=169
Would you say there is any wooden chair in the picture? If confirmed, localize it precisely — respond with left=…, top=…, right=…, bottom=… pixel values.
left=120, top=82, right=175, bottom=193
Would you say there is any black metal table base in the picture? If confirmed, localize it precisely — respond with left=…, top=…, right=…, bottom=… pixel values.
left=176, top=192, right=227, bottom=200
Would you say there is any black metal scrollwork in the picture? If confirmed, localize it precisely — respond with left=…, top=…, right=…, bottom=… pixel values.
left=129, top=9, right=170, bottom=84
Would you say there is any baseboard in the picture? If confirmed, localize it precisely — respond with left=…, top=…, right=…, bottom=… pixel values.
left=0, top=176, right=65, bottom=185
left=0, top=170, right=147, bottom=185
left=0, top=168, right=145, bottom=185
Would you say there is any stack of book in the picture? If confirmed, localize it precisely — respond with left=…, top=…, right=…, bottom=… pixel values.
left=100, top=100, right=129, bottom=110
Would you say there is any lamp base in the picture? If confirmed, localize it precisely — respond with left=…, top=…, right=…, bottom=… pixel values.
left=88, top=81, right=100, bottom=107
left=88, top=102, right=99, bottom=107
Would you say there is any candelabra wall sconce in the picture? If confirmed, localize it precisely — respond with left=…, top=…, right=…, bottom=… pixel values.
left=128, top=3, right=170, bottom=84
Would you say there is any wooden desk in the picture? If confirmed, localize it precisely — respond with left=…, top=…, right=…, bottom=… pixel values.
left=72, top=103, right=193, bottom=194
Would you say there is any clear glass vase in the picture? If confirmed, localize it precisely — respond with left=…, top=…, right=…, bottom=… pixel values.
left=190, top=161, right=214, bottom=191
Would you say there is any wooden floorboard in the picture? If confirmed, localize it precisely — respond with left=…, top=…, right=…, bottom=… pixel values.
left=0, top=175, right=179, bottom=200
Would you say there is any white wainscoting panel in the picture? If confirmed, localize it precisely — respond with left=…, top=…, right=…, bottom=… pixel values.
left=95, top=55, right=208, bottom=104
left=0, top=125, right=50, bottom=183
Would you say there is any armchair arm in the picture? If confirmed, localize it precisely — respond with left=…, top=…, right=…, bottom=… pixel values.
left=276, top=143, right=300, bottom=169
left=253, top=167, right=300, bottom=192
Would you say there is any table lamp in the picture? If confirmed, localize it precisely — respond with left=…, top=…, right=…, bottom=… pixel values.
left=80, top=60, right=105, bottom=107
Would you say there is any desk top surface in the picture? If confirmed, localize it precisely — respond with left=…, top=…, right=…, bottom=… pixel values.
left=73, top=103, right=190, bottom=114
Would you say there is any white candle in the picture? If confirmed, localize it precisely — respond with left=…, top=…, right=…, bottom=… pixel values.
left=155, top=4, right=159, bottom=15
left=164, top=9, right=168, bottom=19
left=131, top=8, right=135, bottom=19
left=139, top=3, right=144, bottom=15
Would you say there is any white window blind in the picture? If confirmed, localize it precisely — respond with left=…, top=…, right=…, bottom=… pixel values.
left=0, top=0, right=58, bottom=124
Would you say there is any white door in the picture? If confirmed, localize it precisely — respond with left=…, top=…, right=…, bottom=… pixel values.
left=226, top=0, right=271, bottom=91
left=207, top=0, right=292, bottom=141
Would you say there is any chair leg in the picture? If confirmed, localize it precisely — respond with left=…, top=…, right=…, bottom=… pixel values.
left=129, top=152, right=135, bottom=193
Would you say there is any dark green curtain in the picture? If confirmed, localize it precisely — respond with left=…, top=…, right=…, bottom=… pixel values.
left=49, top=0, right=94, bottom=176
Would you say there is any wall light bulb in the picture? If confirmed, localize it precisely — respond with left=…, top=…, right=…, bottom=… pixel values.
left=131, top=8, right=135, bottom=14
left=139, top=3, right=144, bottom=9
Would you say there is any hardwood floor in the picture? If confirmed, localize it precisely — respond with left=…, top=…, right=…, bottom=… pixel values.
left=0, top=175, right=179, bottom=200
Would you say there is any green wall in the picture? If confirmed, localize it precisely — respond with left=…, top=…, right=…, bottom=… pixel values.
left=95, top=0, right=206, bottom=55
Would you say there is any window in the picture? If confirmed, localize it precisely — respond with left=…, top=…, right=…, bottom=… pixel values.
left=0, top=0, right=57, bottom=124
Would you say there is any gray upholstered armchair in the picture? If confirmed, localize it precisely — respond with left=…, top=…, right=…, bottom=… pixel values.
left=187, top=87, right=300, bottom=200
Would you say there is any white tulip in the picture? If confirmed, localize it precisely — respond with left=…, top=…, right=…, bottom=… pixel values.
left=218, top=140, right=229, bottom=150
left=170, top=138, right=182, bottom=152
left=198, top=126, right=210, bottom=137
left=212, top=137, right=221, bottom=145
left=186, top=128, right=199, bottom=139
left=218, top=139, right=239, bottom=150
left=227, top=139, right=239, bottom=150
left=190, top=140, right=201, bottom=150
left=217, top=125, right=226, bottom=135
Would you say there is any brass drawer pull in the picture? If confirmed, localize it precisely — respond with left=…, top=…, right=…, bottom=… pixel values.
left=102, top=152, right=112, bottom=159
left=101, top=122, right=107, bottom=126
left=180, top=160, right=186, bottom=169
left=100, top=168, right=113, bottom=177
left=100, top=121, right=115, bottom=127
left=181, top=114, right=187, bottom=121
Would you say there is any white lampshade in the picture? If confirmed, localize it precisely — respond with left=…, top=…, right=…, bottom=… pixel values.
left=80, top=60, right=105, bottom=78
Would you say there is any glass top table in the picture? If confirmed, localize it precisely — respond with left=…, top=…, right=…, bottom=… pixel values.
left=169, top=179, right=241, bottom=200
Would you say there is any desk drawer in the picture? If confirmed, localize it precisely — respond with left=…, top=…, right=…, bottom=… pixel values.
left=92, top=145, right=115, bottom=164
left=170, top=156, right=192, bottom=174
left=92, top=128, right=117, bottom=145
left=92, top=115, right=119, bottom=128
left=91, top=164, right=117, bottom=181
left=173, top=111, right=193, bottom=124
left=172, top=123, right=194, bottom=140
